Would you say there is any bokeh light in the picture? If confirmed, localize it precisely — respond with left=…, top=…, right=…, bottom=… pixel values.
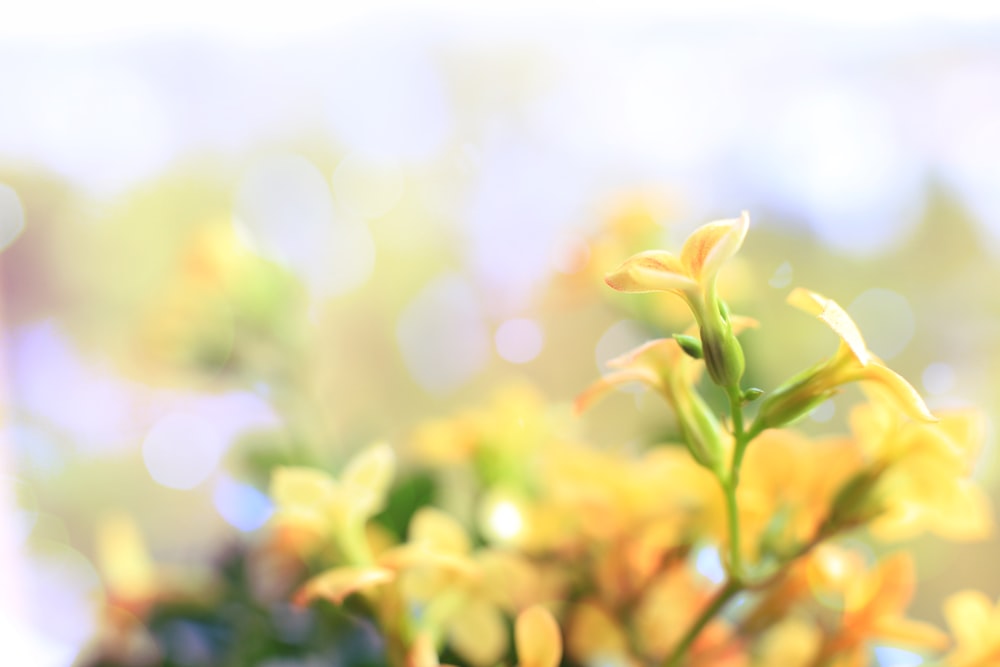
left=396, top=273, right=490, bottom=393
left=494, top=318, right=544, bottom=364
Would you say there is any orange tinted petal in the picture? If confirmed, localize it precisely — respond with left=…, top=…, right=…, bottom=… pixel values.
left=605, top=250, right=697, bottom=294
left=681, top=211, right=749, bottom=283
left=294, top=566, right=394, bottom=605
left=516, top=605, right=563, bottom=667
left=872, top=616, right=950, bottom=651
left=574, top=369, right=660, bottom=414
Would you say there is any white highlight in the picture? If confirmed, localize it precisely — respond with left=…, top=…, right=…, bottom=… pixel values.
left=142, top=412, right=226, bottom=490
left=809, top=400, right=835, bottom=423
left=234, top=154, right=375, bottom=298
left=213, top=475, right=274, bottom=532
left=331, top=154, right=405, bottom=219
left=495, top=318, right=544, bottom=364
left=693, top=545, right=726, bottom=585
left=0, top=184, right=25, bottom=252
left=594, top=320, right=647, bottom=372
left=873, top=646, right=923, bottom=667
left=922, top=362, right=957, bottom=396
left=396, top=274, right=490, bottom=394
left=324, top=41, right=453, bottom=162
left=487, top=501, right=524, bottom=541
left=768, top=261, right=792, bottom=288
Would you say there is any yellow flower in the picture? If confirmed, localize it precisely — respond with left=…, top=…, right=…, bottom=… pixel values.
left=575, top=337, right=724, bottom=471
left=737, top=430, right=863, bottom=563
left=269, top=442, right=396, bottom=561
left=604, top=212, right=750, bottom=389
left=755, top=289, right=935, bottom=430
left=384, top=508, right=542, bottom=667
left=604, top=212, right=749, bottom=298
left=846, top=399, right=992, bottom=542
left=515, top=605, right=563, bottom=667
left=943, top=590, right=1000, bottom=666
left=812, top=552, right=949, bottom=664
left=577, top=318, right=755, bottom=472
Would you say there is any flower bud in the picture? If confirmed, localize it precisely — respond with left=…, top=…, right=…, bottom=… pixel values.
left=753, top=361, right=838, bottom=432
left=672, top=333, right=703, bottom=360
left=699, top=305, right=746, bottom=390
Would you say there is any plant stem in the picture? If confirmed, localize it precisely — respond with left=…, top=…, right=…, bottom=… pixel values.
left=663, top=578, right=743, bottom=667
left=724, top=386, right=747, bottom=576
left=722, top=477, right=743, bottom=578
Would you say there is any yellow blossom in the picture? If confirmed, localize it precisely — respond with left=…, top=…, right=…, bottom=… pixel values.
left=269, top=442, right=396, bottom=560
left=515, top=605, right=563, bottom=667
left=737, top=430, right=863, bottom=563
left=847, top=398, right=992, bottom=542
left=812, top=552, right=949, bottom=665
left=943, top=590, right=1000, bottom=666
left=604, top=212, right=750, bottom=388
left=385, top=508, right=542, bottom=667
left=577, top=317, right=755, bottom=472
left=755, top=288, right=935, bottom=430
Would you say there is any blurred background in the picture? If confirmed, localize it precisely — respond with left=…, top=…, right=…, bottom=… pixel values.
left=2, top=4, right=1000, bottom=664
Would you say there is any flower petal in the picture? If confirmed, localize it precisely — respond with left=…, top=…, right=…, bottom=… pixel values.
left=409, top=507, right=472, bottom=556
left=270, top=467, right=337, bottom=512
left=943, top=589, right=994, bottom=647
left=787, top=288, right=871, bottom=365
left=604, top=250, right=697, bottom=294
left=294, top=566, right=394, bottom=606
left=574, top=369, right=660, bottom=414
left=606, top=338, right=681, bottom=371
left=862, top=363, right=937, bottom=423
left=341, top=442, right=396, bottom=519
left=516, top=605, right=563, bottom=667
left=450, top=598, right=509, bottom=667
left=681, top=211, right=749, bottom=284
left=871, top=615, right=950, bottom=651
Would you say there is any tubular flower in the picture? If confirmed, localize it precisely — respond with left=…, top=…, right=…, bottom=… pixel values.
left=576, top=318, right=756, bottom=472
left=604, top=212, right=750, bottom=389
left=576, top=337, right=725, bottom=472
left=755, top=289, right=936, bottom=431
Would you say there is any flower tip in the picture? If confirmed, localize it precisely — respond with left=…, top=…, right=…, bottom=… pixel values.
left=515, top=605, right=562, bottom=667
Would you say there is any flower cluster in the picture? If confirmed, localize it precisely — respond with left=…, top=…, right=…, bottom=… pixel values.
left=84, top=213, right=994, bottom=667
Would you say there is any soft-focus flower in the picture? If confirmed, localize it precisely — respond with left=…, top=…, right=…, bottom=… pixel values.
left=565, top=599, right=641, bottom=667
left=755, top=289, right=935, bottom=430
left=737, top=430, right=863, bottom=564
left=515, top=605, right=563, bottom=667
left=846, top=398, right=992, bottom=542
left=812, top=552, right=949, bottom=665
left=269, top=442, right=395, bottom=560
left=604, top=212, right=750, bottom=388
left=943, top=590, right=1000, bottom=666
left=577, top=317, right=755, bottom=472
left=385, top=508, right=542, bottom=667
left=632, top=565, right=745, bottom=665
left=576, top=337, right=725, bottom=471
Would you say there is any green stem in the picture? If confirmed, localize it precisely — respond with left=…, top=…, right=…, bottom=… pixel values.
left=722, top=477, right=743, bottom=578
left=663, top=578, right=743, bottom=667
left=724, top=386, right=747, bottom=576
